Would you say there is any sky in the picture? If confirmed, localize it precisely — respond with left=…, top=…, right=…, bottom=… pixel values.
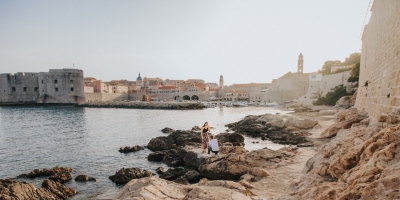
left=0, top=0, right=369, bottom=85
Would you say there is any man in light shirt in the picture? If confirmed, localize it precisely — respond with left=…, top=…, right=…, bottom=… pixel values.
left=208, top=135, right=219, bottom=155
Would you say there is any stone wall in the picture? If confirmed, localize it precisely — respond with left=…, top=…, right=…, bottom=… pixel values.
left=297, top=71, right=352, bottom=106
left=355, top=0, right=400, bottom=119
left=0, top=69, right=85, bottom=104
left=85, top=93, right=128, bottom=102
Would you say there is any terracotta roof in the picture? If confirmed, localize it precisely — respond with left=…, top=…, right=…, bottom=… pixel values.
left=233, top=83, right=259, bottom=87
left=159, top=85, right=176, bottom=89
left=195, top=86, right=205, bottom=91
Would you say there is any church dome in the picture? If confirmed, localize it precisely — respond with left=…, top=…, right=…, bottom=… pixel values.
left=136, top=73, right=142, bottom=81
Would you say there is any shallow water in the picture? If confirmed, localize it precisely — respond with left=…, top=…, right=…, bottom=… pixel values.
left=0, top=105, right=288, bottom=198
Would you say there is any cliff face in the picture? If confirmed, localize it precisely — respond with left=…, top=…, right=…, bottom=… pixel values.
left=281, top=109, right=400, bottom=200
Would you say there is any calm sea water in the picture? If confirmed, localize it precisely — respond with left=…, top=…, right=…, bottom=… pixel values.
left=0, top=105, right=288, bottom=199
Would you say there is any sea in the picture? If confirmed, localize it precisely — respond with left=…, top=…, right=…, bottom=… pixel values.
left=0, top=105, right=289, bottom=199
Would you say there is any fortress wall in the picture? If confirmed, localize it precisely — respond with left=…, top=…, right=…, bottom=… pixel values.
left=355, top=0, right=400, bottom=119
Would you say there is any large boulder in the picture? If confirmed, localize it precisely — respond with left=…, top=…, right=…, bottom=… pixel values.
left=0, top=179, right=77, bottom=200
left=147, top=136, right=175, bottom=151
left=74, top=175, right=96, bottom=182
left=215, top=132, right=245, bottom=146
left=198, top=148, right=294, bottom=180
left=147, top=151, right=166, bottom=161
left=183, top=151, right=205, bottom=168
left=286, top=118, right=318, bottom=129
left=147, top=130, right=201, bottom=151
left=109, top=168, right=153, bottom=184
left=320, top=109, right=368, bottom=138
left=159, top=167, right=188, bottom=181
left=183, top=170, right=202, bottom=183
left=335, top=95, right=354, bottom=108
left=163, top=148, right=188, bottom=167
left=116, top=176, right=256, bottom=200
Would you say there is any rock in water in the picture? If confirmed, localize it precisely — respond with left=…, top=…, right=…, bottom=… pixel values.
left=215, top=132, right=245, bottom=146
left=119, top=145, right=144, bottom=153
left=161, top=127, right=175, bottom=133
left=75, top=175, right=96, bottom=182
left=109, top=168, right=154, bottom=184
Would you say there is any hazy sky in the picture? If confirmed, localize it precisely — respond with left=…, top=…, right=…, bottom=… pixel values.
left=0, top=1, right=369, bottom=85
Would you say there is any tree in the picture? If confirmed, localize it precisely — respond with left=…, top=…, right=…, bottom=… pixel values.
left=313, top=84, right=350, bottom=106
left=351, top=62, right=360, bottom=78
left=321, top=60, right=341, bottom=75
left=342, top=53, right=361, bottom=66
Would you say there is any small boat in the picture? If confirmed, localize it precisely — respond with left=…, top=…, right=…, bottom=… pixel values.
left=240, top=102, right=248, bottom=107
left=233, top=102, right=241, bottom=107
left=225, top=102, right=233, bottom=107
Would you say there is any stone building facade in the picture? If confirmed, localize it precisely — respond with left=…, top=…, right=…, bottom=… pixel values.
left=355, top=0, right=400, bottom=119
left=0, top=69, right=85, bottom=104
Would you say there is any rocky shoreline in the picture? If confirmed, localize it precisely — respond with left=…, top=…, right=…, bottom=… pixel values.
left=3, top=106, right=399, bottom=200
left=76, top=101, right=205, bottom=110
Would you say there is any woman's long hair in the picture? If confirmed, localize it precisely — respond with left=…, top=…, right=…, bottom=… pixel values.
left=202, top=122, right=208, bottom=127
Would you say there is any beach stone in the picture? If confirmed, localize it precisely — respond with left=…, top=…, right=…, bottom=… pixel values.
left=164, top=148, right=188, bottom=167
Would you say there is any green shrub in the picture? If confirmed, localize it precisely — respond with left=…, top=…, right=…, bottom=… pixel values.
left=313, top=84, right=350, bottom=106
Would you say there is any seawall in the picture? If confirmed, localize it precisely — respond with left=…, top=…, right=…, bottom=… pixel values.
left=76, top=101, right=206, bottom=110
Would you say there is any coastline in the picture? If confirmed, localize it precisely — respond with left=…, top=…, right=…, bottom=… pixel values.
left=76, top=101, right=205, bottom=110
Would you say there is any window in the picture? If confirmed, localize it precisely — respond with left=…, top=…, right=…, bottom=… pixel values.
left=71, top=88, right=74, bottom=92
left=311, top=75, right=316, bottom=78
left=34, top=87, right=38, bottom=92
left=70, top=80, right=73, bottom=84
left=12, top=87, right=16, bottom=92
left=23, top=87, right=27, bottom=92
left=55, top=88, right=58, bottom=92
left=54, top=80, right=58, bottom=84
left=41, top=80, right=44, bottom=84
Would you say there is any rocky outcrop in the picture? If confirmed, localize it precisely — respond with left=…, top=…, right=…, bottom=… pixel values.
left=215, top=132, right=245, bottom=146
left=77, top=101, right=205, bottom=110
left=74, top=175, right=96, bottom=182
left=19, top=166, right=72, bottom=183
left=191, top=125, right=201, bottom=131
left=335, top=95, right=354, bottom=108
left=283, top=111, right=400, bottom=200
left=118, top=145, right=144, bottom=153
left=0, top=179, right=77, bottom=200
left=109, top=168, right=154, bottom=184
left=199, top=148, right=293, bottom=180
left=159, top=167, right=188, bottom=181
left=183, top=151, right=205, bottom=168
left=320, top=108, right=368, bottom=138
left=161, top=127, right=175, bottom=133
left=116, top=176, right=257, bottom=200
left=226, top=114, right=317, bottom=146
left=147, top=130, right=201, bottom=151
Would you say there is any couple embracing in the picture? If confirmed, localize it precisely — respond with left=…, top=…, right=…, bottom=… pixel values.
left=200, top=122, right=219, bottom=155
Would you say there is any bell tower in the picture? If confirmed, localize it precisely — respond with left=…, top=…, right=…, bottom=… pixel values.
left=298, top=53, right=304, bottom=74
left=219, top=75, right=224, bottom=89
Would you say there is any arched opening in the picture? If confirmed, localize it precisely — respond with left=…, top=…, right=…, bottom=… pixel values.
left=174, top=96, right=180, bottom=100
left=191, top=95, right=199, bottom=100
left=183, top=95, right=190, bottom=100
